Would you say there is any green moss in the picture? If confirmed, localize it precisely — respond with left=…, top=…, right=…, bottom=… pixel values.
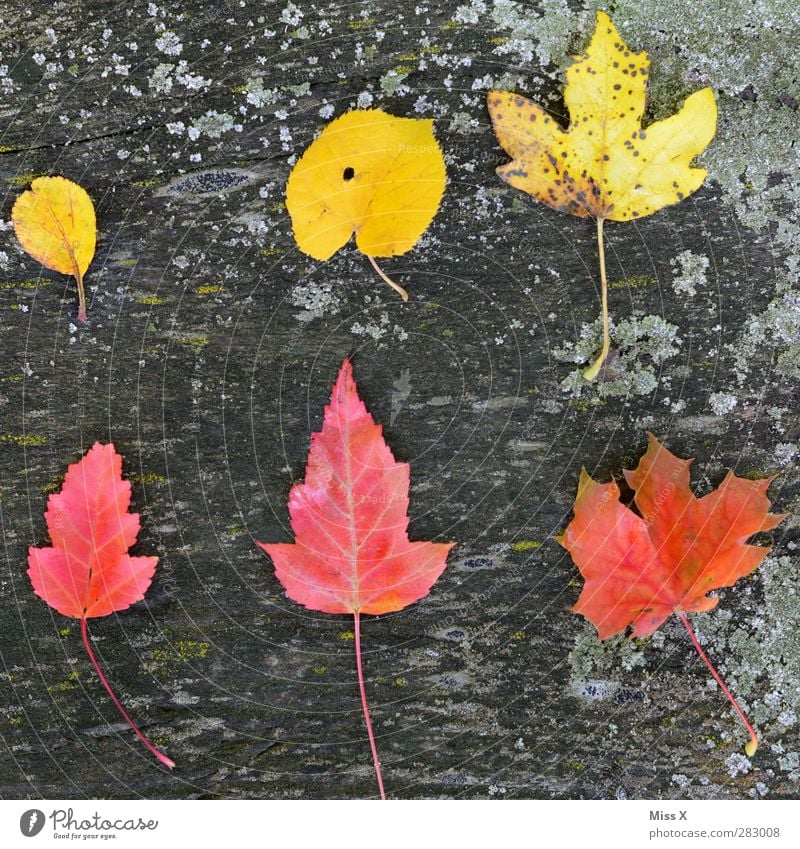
left=129, top=472, right=167, bottom=485
left=174, top=335, right=210, bottom=348
left=48, top=671, right=80, bottom=693
left=568, top=397, right=605, bottom=411
left=0, top=433, right=47, bottom=447
left=511, top=539, right=542, bottom=552
left=608, top=275, right=656, bottom=290
left=149, top=640, right=210, bottom=672
left=6, top=172, right=39, bottom=187
left=740, top=469, right=773, bottom=480
left=0, top=279, right=49, bottom=290
left=174, top=640, right=209, bottom=661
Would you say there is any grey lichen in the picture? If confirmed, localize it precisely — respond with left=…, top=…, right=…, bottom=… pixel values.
left=189, top=110, right=236, bottom=140
left=553, top=314, right=682, bottom=400
left=569, top=621, right=647, bottom=696
left=244, top=76, right=279, bottom=108
left=671, top=250, right=710, bottom=298
left=289, top=280, right=343, bottom=322
left=732, top=286, right=800, bottom=382
left=489, top=0, right=582, bottom=70
left=379, top=68, right=411, bottom=96
left=773, top=443, right=798, bottom=468
left=709, top=391, right=738, bottom=416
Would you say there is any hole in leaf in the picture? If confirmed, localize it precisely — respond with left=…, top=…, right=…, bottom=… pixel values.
left=343, top=167, right=355, bottom=181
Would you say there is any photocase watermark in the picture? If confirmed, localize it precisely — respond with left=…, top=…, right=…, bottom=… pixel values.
left=157, top=554, right=180, bottom=601
left=390, top=368, right=412, bottom=426
left=17, top=807, right=159, bottom=839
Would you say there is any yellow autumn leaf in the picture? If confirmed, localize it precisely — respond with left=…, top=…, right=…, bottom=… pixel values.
left=285, top=108, right=446, bottom=300
left=488, top=11, right=717, bottom=378
left=12, top=176, right=97, bottom=322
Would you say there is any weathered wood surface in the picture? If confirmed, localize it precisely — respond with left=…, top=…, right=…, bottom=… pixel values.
left=0, top=1, right=798, bottom=799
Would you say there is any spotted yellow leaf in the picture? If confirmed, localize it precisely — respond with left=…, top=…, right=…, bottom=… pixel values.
left=285, top=109, right=446, bottom=300
left=12, top=176, right=97, bottom=322
left=488, top=11, right=716, bottom=221
left=487, top=11, right=717, bottom=378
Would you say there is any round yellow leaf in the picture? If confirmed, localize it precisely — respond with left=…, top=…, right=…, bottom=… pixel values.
left=285, top=109, right=446, bottom=260
left=12, top=176, right=96, bottom=279
left=12, top=176, right=97, bottom=321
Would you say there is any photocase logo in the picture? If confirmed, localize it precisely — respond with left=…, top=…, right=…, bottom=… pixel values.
left=15, top=807, right=159, bottom=838
left=19, top=809, right=45, bottom=837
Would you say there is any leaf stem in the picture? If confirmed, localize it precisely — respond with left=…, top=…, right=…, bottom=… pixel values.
left=583, top=216, right=610, bottom=381
left=678, top=613, right=758, bottom=757
left=80, top=618, right=175, bottom=769
left=354, top=612, right=386, bottom=799
left=75, top=269, right=87, bottom=323
left=367, top=255, right=409, bottom=302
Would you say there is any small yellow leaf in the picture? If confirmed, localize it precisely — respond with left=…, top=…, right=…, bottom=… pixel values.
left=12, top=176, right=97, bottom=321
left=285, top=108, right=446, bottom=299
left=488, top=11, right=717, bottom=222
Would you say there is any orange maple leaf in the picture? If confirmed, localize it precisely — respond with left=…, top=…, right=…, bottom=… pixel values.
left=558, top=433, right=785, bottom=755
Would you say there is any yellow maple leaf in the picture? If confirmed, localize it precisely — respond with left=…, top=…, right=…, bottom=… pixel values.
left=12, top=176, right=97, bottom=322
left=488, top=11, right=717, bottom=379
left=285, top=108, right=446, bottom=301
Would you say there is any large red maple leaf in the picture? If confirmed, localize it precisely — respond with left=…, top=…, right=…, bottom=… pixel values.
left=28, top=442, right=173, bottom=768
left=558, top=433, right=784, bottom=755
left=257, top=358, right=454, bottom=797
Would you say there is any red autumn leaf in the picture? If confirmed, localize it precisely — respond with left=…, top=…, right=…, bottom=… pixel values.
left=257, top=358, right=454, bottom=798
left=28, top=442, right=174, bottom=769
left=558, top=433, right=784, bottom=756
